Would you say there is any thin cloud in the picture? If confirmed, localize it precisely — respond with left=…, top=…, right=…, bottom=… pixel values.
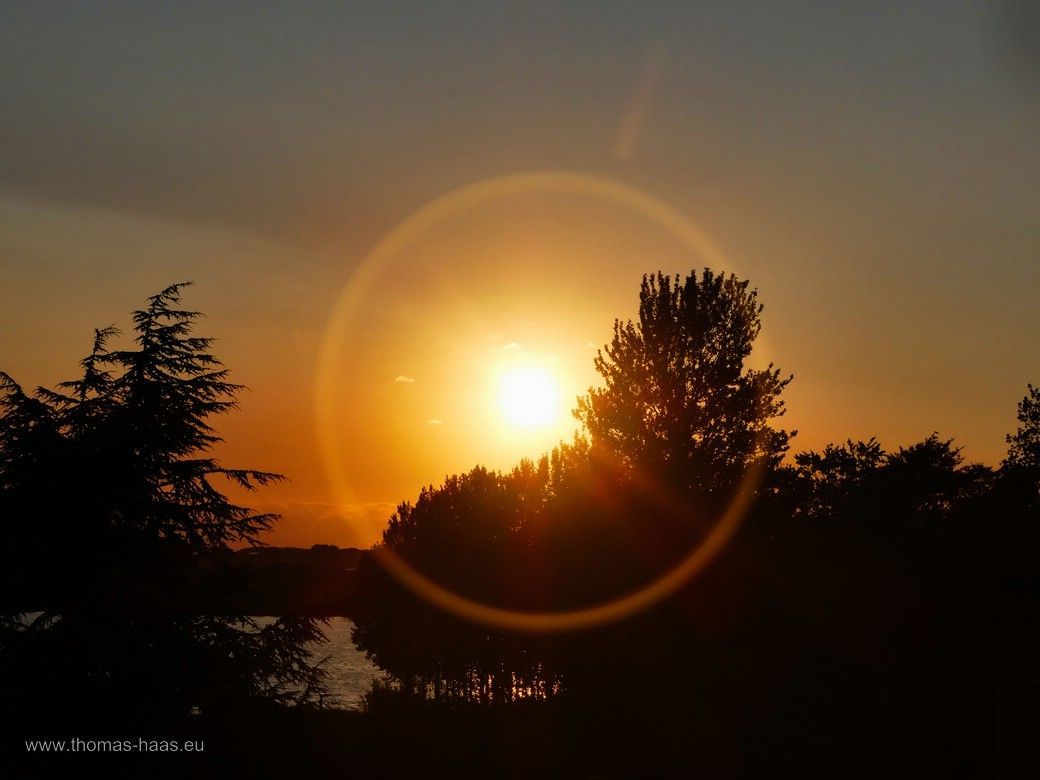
left=489, top=341, right=522, bottom=354
left=426, top=418, right=444, bottom=426
left=394, top=375, right=416, bottom=383
left=586, top=341, right=597, bottom=349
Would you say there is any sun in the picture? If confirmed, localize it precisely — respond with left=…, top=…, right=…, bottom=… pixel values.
left=497, top=365, right=561, bottom=429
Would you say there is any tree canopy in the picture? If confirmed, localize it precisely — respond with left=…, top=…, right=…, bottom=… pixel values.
left=575, top=270, right=793, bottom=504
left=0, top=283, right=327, bottom=726
left=1006, top=383, right=1040, bottom=471
left=1, top=283, right=282, bottom=556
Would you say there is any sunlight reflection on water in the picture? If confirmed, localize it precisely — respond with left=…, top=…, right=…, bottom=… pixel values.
left=256, top=616, right=385, bottom=710
left=15, top=613, right=383, bottom=711
left=307, top=617, right=385, bottom=710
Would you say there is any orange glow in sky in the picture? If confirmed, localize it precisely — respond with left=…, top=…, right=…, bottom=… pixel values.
left=2, top=5, right=1037, bottom=549
left=496, top=361, right=563, bottom=430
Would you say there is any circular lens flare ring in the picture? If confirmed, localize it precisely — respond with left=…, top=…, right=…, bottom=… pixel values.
left=369, top=455, right=765, bottom=632
left=315, top=169, right=761, bottom=632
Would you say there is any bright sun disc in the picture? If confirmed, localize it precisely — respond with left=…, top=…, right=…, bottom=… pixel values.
left=497, top=366, right=559, bottom=428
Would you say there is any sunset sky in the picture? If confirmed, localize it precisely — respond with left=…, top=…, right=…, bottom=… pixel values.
left=2, top=2, right=1038, bottom=548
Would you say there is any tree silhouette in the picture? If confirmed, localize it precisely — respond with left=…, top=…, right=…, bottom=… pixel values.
left=346, top=272, right=1039, bottom=776
left=575, top=270, right=793, bottom=505
left=1006, top=384, right=1040, bottom=471
left=353, top=269, right=800, bottom=710
left=0, top=283, right=327, bottom=727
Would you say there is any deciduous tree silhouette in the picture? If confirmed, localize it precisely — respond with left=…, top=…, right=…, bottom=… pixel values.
left=349, top=272, right=1038, bottom=776
left=1006, top=384, right=1040, bottom=471
left=575, top=270, right=793, bottom=505
left=354, top=269, right=799, bottom=709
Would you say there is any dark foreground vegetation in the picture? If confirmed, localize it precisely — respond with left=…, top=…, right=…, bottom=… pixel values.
left=0, top=284, right=330, bottom=768
left=2, top=544, right=364, bottom=618
left=349, top=271, right=1039, bottom=776
left=3, top=274, right=1038, bottom=776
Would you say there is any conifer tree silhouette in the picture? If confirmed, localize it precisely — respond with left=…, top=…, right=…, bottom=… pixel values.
left=0, top=283, right=327, bottom=725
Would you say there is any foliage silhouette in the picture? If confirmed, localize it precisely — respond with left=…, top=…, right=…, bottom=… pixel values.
left=2, top=274, right=1037, bottom=774
left=1006, top=383, right=1040, bottom=469
left=349, top=270, right=1039, bottom=775
left=575, top=269, right=793, bottom=503
left=0, top=283, right=328, bottom=732
left=353, top=268, right=798, bottom=703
